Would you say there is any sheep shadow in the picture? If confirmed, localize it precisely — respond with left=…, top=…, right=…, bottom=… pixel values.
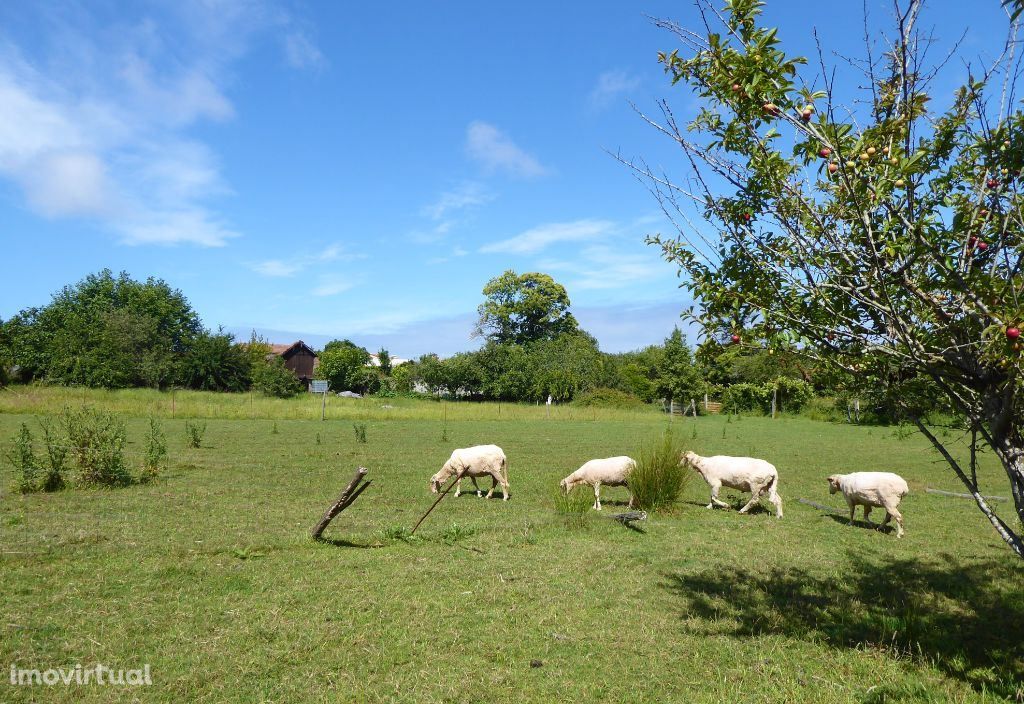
left=660, top=555, right=1024, bottom=697
left=825, top=514, right=897, bottom=535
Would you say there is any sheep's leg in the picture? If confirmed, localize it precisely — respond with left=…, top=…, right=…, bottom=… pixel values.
left=880, top=503, right=904, bottom=537
left=627, top=488, right=635, bottom=509
left=454, top=476, right=462, bottom=498
left=471, top=476, right=483, bottom=497
left=484, top=473, right=497, bottom=499
left=708, top=483, right=730, bottom=509
left=738, top=484, right=764, bottom=514
left=500, top=477, right=510, bottom=501
left=767, top=484, right=783, bottom=519
left=862, top=505, right=874, bottom=525
left=593, top=482, right=602, bottom=510
left=848, top=501, right=856, bottom=527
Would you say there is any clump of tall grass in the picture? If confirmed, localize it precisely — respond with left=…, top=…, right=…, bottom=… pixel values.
left=554, top=485, right=592, bottom=529
left=38, top=417, right=67, bottom=491
left=353, top=423, right=367, bottom=444
left=630, top=430, right=690, bottom=512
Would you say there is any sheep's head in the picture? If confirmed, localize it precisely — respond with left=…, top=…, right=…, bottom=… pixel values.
left=559, top=476, right=574, bottom=494
left=826, top=475, right=842, bottom=494
left=430, top=461, right=454, bottom=494
left=681, top=451, right=700, bottom=471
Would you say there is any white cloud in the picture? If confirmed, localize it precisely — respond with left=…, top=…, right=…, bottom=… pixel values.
left=0, top=1, right=321, bottom=247
left=588, top=70, right=641, bottom=110
left=312, top=275, right=359, bottom=297
left=283, top=31, right=325, bottom=69
left=465, top=121, right=547, bottom=178
left=250, top=243, right=362, bottom=277
left=421, top=182, right=493, bottom=221
left=480, top=219, right=616, bottom=255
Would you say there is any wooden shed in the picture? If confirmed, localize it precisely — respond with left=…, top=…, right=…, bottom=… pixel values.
left=269, top=341, right=319, bottom=384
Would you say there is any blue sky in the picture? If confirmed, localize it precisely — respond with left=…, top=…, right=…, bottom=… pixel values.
left=0, top=1, right=1013, bottom=357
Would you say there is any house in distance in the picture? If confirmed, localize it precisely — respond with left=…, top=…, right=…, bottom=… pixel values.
left=269, top=341, right=318, bottom=386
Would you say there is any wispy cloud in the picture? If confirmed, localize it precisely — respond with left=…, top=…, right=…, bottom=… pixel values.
left=465, top=121, right=547, bottom=178
left=312, top=274, right=360, bottom=297
left=283, top=30, right=325, bottom=70
left=479, top=219, right=616, bottom=255
left=421, top=182, right=494, bottom=221
left=0, top=1, right=323, bottom=247
left=250, top=243, right=361, bottom=277
left=588, top=69, right=641, bottom=110
left=540, top=245, right=667, bottom=290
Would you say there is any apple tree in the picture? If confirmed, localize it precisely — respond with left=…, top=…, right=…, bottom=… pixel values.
left=630, top=0, right=1024, bottom=556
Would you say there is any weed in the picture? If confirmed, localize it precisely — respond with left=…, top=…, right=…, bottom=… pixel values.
left=353, top=423, right=367, bottom=444
left=141, top=417, right=167, bottom=482
left=38, top=417, right=67, bottom=491
left=9, top=422, right=38, bottom=493
left=440, top=522, right=476, bottom=545
left=63, top=406, right=131, bottom=486
left=315, top=432, right=322, bottom=445
left=185, top=420, right=207, bottom=449
left=271, top=421, right=279, bottom=435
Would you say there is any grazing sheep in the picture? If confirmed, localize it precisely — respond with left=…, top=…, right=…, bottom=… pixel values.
left=429, top=444, right=510, bottom=500
left=827, top=472, right=909, bottom=537
left=682, top=451, right=783, bottom=518
left=559, top=456, right=636, bottom=511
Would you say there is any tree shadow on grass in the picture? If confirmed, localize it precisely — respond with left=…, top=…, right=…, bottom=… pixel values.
left=661, top=555, right=1024, bottom=697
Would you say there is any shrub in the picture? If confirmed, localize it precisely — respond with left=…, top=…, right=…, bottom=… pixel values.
left=9, top=422, right=38, bottom=493
left=142, top=417, right=167, bottom=481
left=185, top=420, right=206, bottom=449
left=440, top=522, right=476, bottom=545
left=353, top=423, right=367, bottom=444
left=630, top=431, right=690, bottom=512
left=721, top=383, right=771, bottom=414
left=38, top=417, right=67, bottom=492
left=553, top=485, right=592, bottom=529
left=63, top=406, right=131, bottom=486
left=251, top=356, right=303, bottom=398
left=572, top=387, right=644, bottom=409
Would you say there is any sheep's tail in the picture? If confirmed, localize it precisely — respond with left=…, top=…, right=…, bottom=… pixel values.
left=767, top=471, right=780, bottom=496
left=501, top=454, right=509, bottom=484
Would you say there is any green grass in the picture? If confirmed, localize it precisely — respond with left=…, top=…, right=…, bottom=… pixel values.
left=1, top=395, right=1022, bottom=702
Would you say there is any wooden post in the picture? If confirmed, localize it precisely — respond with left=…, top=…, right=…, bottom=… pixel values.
left=704, top=393, right=708, bottom=411
left=172, top=388, right=176, bottom=419
left=771, top=387, right=777, bottom=419
left=410, top=469, right=466, bottom=535
left=321, top=391, right=327, bottom=421
left=854, top=398, right=861, bottom=423
left=311, top=467, right=371, bottom=540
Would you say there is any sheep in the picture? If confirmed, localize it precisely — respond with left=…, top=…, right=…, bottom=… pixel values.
left=429, top=444, right=510, bottom=500
left=827, top=472, right=909, bottom=537
left=682, top=451, right=783, bottom=518
left=559, top=456, right=636, bottom=510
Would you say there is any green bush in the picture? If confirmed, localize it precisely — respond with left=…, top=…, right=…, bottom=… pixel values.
left=630, top=431, right=690, bottom=512
left=572, top=387, right=644, bottom=409
left=8, top=422, right=38, bottom=493
left=721, top=378, right=814, bottom=415
left=252, top=356, right=302, bottom=398
left=63, top=406, right=131, bottom=486
left=353, top=423, right=367, bottom=443
left=185, top=420, right=206, bottom=449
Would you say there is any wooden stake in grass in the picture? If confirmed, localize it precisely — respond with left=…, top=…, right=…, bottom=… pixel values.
left=410, top=469, right=465, bottom=536
left=311, top=467, right=371, bottom=540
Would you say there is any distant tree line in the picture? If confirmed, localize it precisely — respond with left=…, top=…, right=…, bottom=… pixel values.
left=0, top=268, right=836, bottom=412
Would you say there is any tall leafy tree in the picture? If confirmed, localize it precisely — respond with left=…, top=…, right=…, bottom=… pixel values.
left=658, top=329, right=705, bottom=407
left=630, top=0, right=1024, bottom=555
left=317, top=340, right=371, bottom=392
left=475, top=270, right=579, bottom=345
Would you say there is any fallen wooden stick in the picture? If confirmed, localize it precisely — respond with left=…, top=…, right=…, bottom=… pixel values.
left=410, top=469, right=466, bottom=536
left=311, top=467, right=371, bottom=540
left=926, top=487, right=1008, bottom=502
left=798, top=497, right=844, bottom=514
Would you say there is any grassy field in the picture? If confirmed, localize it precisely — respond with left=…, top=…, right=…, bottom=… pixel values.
left=1, top=393, right=1023, bottom=702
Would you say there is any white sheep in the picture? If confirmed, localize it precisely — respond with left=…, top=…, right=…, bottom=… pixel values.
left=682, top=451, right=783, bottom=518
left=827, top=472, right=909, bottom=537
left=559, top=456, right=636, bottom=510
left=429, top=444, right=510, bottom=500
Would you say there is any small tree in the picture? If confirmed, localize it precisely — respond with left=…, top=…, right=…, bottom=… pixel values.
left=317, top=340, right=371, bottom=392
left=630, top=0, right=1024, bottom=555
left=658, top=329, right=706, bottom=409
left=377, top=348, right=393, bottom=376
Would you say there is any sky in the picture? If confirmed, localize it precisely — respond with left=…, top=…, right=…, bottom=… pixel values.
left=0, top=1, right=1015, bottom=358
